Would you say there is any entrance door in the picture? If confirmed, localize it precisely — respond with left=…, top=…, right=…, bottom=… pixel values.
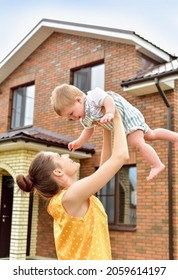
left=0, top=176, right=14, bottom=258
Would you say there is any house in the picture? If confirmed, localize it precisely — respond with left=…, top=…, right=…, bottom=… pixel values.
left=0, top=19, right=178, bottom=260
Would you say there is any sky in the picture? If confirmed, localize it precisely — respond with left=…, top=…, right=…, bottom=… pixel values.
left=1, top=0, right=178, bottom=62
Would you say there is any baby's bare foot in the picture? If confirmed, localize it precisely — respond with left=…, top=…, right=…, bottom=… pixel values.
left=146, top=163, right=165, bottom=181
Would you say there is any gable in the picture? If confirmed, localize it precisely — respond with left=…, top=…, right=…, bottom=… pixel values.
left=0, top=19, right=175, bottom=84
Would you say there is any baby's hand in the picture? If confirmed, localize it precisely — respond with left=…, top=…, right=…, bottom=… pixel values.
left=68, top=140, right=81, bottom=151
left=100, top=113, right=114, bottom=123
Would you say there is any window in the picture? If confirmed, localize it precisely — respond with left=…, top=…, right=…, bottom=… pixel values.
left=138, top=54, right=158, bottom=74
left=97, top=165, right=137, bottom=230
left=11, top=84, right=35, bottom=129
left=73, top=63, right=105, bottom=93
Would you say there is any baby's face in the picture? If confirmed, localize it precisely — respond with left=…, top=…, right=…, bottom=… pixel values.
left=60, top=96, right=85, bottom=120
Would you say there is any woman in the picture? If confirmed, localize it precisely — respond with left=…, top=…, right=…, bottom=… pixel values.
left=16, top=109, right=128, bottom=260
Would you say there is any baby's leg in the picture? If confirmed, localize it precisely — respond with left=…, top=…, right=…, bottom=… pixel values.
left=127, top=130, right=165, bottom=181
left=144, top=128, right=178, bottom=149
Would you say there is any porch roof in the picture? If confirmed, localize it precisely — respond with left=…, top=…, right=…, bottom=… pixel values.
left=0, top=127, right=95, bottom=155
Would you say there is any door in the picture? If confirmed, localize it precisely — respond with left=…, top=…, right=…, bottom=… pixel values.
left=0, top=176, right=14, bottom=258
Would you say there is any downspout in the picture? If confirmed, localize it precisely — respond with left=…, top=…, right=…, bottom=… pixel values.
left=154, top=78, right=173, bottom=260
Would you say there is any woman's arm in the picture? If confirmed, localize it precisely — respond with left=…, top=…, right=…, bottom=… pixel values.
left=99, top=128, right=112, bottom=166
left=63, top=109, right=129, bottom=216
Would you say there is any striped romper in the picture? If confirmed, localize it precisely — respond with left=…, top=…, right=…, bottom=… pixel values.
left=80, top=87, right=149, bottom=135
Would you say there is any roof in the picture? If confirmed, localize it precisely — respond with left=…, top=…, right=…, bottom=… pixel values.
left=0, top=18, right=176, bottom=84
left=121, top=58, right=178, bottom=86
left=121, top=58, right=178, bottom=95
left=0, top=127, right=95, bottom=154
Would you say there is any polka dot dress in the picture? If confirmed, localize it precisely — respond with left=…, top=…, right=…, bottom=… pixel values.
left=48, top=190, right=112, bottom=260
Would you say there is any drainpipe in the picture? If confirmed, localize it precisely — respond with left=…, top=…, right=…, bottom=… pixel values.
left=154, top=78, right=173, bottom=260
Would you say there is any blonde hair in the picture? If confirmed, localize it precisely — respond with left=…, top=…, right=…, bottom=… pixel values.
left=51, top=84, right=85, bottom=116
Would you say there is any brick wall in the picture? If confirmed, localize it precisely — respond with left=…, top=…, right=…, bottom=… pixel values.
left=1, top=31, right=178, bottom=259
left=36, top=198, right=57, bottom=259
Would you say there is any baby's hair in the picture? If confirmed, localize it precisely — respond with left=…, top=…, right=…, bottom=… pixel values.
left=16, top=151, right=61, bottom=200
left=51, top=83, right=85, bottom=116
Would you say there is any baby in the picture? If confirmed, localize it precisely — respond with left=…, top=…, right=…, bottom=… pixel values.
left=51, top=84, right=178, bottom=181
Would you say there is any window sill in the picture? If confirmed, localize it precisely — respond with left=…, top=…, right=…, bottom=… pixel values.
left=109, top=224, right=136, bottom=232
left=8, top=125, right=33, bottom=132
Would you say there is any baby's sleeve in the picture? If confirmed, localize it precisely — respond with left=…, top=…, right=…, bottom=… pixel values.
left=88, top=87, right=108, bottom=107
left=80, top=117, right=95, bottom=129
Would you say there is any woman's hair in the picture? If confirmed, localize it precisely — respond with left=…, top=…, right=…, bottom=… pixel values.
left=51, top=83, right=85, bottom=116
left=16, top=151, right=60, bottom=200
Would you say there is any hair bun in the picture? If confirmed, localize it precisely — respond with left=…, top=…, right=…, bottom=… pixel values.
left=16, top=174, right=34, bottom=192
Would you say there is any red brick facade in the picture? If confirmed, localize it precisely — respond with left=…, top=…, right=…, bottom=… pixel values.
left=1, top=30, right=178, bottom=260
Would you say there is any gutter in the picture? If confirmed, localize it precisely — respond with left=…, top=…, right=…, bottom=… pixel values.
left=154, top=78, right=173, bottom=260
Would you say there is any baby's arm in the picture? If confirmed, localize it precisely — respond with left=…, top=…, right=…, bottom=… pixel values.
left=68, top=127, right=94, bottom=151
left=100, top=95, right=115, bottom=123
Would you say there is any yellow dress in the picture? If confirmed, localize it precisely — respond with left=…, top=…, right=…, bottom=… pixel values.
left=47, top=190, right=112, bottom=260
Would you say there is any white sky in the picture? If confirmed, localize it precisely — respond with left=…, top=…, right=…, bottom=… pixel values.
left=1, top=0, right=178, bottom=62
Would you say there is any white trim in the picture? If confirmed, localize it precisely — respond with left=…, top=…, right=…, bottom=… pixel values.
left=0, top=141, right=92, bottom=159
